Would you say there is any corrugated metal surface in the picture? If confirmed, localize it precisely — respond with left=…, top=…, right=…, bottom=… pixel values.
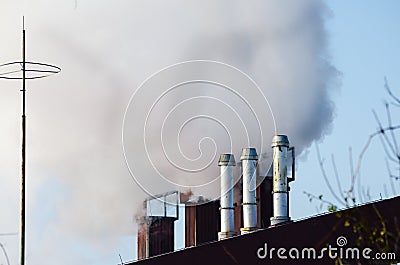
left=195, top=200, right=220, bottom=244
left=148, top=217, right=175, bottom=256
left=184, top=205, right=196, bottom=247
left=184, top=163, right=273, bottom=245
left=137, top=217, right=175, bottom=260
left=185, top=201, right=220, bottom=247
left=257, top=176, right=273, bottom=228
left=131, top=196, right=400, bottom=265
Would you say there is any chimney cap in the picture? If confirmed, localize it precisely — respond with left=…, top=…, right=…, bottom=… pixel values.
left=271, top=135, right=289, bottom=148
left=218, top=154, right=236, bottom=166
left=240, top=148, right=258, bottom=160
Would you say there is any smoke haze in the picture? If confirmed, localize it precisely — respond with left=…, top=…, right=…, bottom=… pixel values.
left=0, top=1, right=339, bottom=264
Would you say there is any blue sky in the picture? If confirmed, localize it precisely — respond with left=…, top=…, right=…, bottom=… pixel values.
left=295, top=0, right=400, bottom=217
left=0, top=1, right=400, bottom=265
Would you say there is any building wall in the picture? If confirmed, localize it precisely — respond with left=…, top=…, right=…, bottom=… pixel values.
left=131, top=196, right=400, bottom=265
left=137, top=217, right=175, bottom=260
left=257, top=176, right=273, bottom=228
left=185, top=201, right=220, bottom=247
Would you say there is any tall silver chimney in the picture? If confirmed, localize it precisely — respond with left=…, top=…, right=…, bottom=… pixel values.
left=240, top=148, right=258, bottom=234
left=270, top=135, right=294, bottom=225
left=218, top=154, right=237, bottom=240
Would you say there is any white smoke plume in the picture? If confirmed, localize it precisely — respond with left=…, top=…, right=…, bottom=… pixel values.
left=0, top=0, right=339, bottom=264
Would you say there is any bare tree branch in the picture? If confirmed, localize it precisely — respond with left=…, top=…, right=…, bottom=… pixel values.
left=303, top=191, right=337, bottom=208
left=316, top=144, right=347, bottom=206
left=331, top=154, right=343, bottom=198
left=385, top=102, right=399, bottom=156
left=306, top=77, right=399, bottom=210
left=384, top=77, right=400, bottom=105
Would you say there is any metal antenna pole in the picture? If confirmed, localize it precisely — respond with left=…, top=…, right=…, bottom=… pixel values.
left=0, top=18, right=60, bottom=265
left=20, top=16, right=26, bottom=265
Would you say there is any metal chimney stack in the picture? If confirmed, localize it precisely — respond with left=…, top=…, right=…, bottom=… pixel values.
left=240, top=148, right=258, bottom=234
left=218, top=154, right=237, bottom=240
left=270, top=135, right=292, bottom=225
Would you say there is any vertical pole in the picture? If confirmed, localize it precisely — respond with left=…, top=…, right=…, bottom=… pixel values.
left=20, top=17, right=26, bottom=265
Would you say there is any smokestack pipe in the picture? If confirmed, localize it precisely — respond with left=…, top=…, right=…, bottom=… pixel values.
left=270, top=135, right=291, bottom=225
left=240, top=148, right=258, bottom=234
left=218, top=154, right=237, bottom=240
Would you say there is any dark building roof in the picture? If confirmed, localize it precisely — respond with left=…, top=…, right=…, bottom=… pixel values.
left=130, top=196, right=400, bottom=265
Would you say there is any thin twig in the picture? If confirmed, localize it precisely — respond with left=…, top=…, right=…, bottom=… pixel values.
left=316, top=144, right=346, bottom=206
left=373, top=109, right=398, bottom=158
left=349, top=147, right=356, bottom=204
left=383, top=184, right=388, bottom=198
left=353, top=125, right=400, bottom=180
left=385, top=102, right=399, bottom=155
left=384, top=77, right=400, bottom=104
left=331, top=154, right=344, bottom=199
left=386, top=159, right=397, bottom=196
left=303, top=191, right=337, bottom=207
left=357, top=170, right=363, bottom=203
left=378, top=132, right=399, bottom=163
